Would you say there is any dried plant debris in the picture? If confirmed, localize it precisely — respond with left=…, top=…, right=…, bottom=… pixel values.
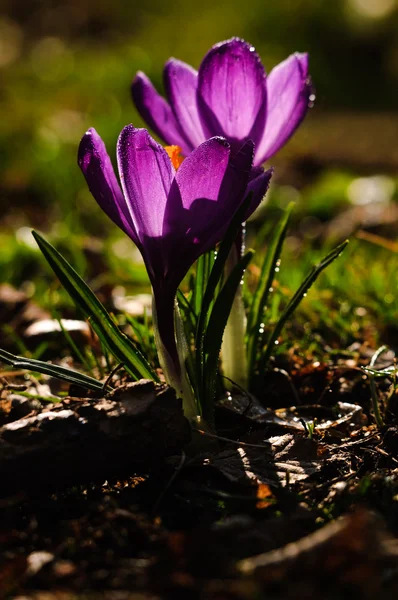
left=238, top=509, right=398, bottom=599
left=0, top=380, right=191, bottom=495
left=1, top=353, right=398, bottom=598
left=201, top=434, right=321, bottom=487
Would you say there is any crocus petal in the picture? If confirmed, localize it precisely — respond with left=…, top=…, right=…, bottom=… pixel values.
left=78, top=128, right=138, bottom=244
left=202, top=139, right=256, bottom=250
left=131, top=72, right=189, bottom=153
left=162, top=136, right=229, bottom=254
left=254, top=53, right=311, bottom=165
left=245, top=167, right=273, bottom=219
left=164, top=137, right=253, bottom=256
left=164, top=59, right=206, bottom=151
left=117, top=126, right=174, bottom=242
left=175, top=137, right=231, bottom=210
left=197, top=38, right=267, bottom=146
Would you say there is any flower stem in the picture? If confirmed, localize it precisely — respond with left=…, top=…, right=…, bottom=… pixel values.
left=152, top=293, right=198, bottom=422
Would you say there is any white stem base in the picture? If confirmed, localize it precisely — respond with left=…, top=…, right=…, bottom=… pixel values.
left=221, top=282, right=248, bottom=389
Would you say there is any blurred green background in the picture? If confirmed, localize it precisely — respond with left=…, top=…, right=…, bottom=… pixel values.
left=1, top=0, right=397, bottom=223
left=0, top=0, right=397, bottom=349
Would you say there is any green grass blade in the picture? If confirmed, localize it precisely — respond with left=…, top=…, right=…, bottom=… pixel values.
left=202, top=249, right=254, bottom=422
left=176, top=289, right=199, bottom=400
left=246, top=203, right=294, bottom=382
left=124, top=313, right=156, bottom=364
left=362, top=365, right=397, bottom=378
left=2, top=324, right=32, bottom=357
left=195, top=193, right=252, bottom=402
left=32, top=231, right=158, bottom=382
left=177, top=289, right=197, bottom=337
left=367, top=345, right=387, bottom=429
left=258, top=240, right=349, bottom=373
left=192, top=252, right=214, bottom=316
left=53, top=311, right=93, bottom=372
left=0, top=348, right=107, bottom=393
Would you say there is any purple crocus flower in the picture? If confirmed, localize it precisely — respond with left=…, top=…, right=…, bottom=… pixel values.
left=78, top=126, right=272, bottom=416
left=131, top=37, right=312, bottom=167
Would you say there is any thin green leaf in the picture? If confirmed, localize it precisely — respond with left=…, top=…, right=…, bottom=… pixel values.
left=192, top=253, right=207, bottom=315
left=259, top=240, right=349, bottom=373
left=125, top=313, right=157, bottom=367
left=32, top=231, right=158, bottom=382
left=369, top=345, right=388, bottom=368
left=86, top=345, right=105, bottom=379
left=0, top=347, right=107, bottom=393
left=2, top=324, right=31, bottom=357
left=202, top=249, right=254, bottom=422
left=367, top=345, right=388, bottom=429
left=32, top=341, right=49, bottom=360
left=53, top=311, right=92, bottom=372
left=246, top=203, right=294, bottom=382
left=175, top=290, right=198, bottom=399
left=177, top=289, right=197, bottom=336
left=362, top=365, right=397, bottom=378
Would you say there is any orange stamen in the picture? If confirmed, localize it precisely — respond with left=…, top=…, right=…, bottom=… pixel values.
left=165, top=145, right=184, bottom=170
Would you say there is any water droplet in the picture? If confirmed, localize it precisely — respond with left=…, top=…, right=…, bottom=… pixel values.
left=308, top=91, right=316, bottom=108
left=269, top=287, right=274, bottom=293
left=274, top=267, right=280, bottom=273
left=303, top=293, right=307, bottom=297
left=274, top=340, right=279, bottom=345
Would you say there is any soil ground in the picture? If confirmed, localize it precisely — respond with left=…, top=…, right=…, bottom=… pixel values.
left=1, top=335, right=398, bottom=600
